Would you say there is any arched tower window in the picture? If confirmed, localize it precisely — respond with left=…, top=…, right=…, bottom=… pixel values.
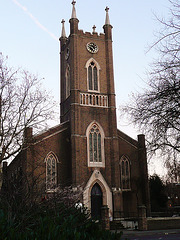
left=85, top=58, right=100, bottom=92
left=65, top=65, right=70, bottom=98
left=120, top=155, right=131, bottom=190
left=86, top=121, right=105, bottom=167
left=45, top=152, right=58, bottom=191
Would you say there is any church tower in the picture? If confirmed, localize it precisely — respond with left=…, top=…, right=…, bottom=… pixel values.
left=2, top=1, right=150, bottom=223
left=59, top=2, right=120, bottom=216
left=58, top=1, right=151, bottom=219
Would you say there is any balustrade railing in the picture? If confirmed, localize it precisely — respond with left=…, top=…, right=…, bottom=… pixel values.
left=80, top=92, right=108, bottom=108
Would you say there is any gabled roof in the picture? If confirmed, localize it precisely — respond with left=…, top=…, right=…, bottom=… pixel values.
left=117, top=129, right=138, bottom=148
left=7, top=121, right=70, bottom=169
left=33, top=121, right=70, bottom=141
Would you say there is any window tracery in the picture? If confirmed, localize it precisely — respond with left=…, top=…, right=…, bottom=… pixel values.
left=85, top=58, right=100, bottom=92
left=65, top=65, right=70, bottom=98
left=86, top=122, right=105, bottom=167
left=120, top=155, right=131, bottom=190
left=45, top=153, right=58, bottom=190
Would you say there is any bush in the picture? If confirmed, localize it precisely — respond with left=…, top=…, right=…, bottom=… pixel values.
left=0, top=200, right=122, bottom=240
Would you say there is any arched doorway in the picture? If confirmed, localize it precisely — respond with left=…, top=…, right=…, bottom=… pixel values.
left=91, top=183, right=103, bottom=219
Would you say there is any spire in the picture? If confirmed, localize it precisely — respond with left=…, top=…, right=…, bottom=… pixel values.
left=103, top=6, right=112, bottom=40
left=69, top=0, right=79, bottom=34
left=61, top=19, right=66, bottom=38
left=71, top=0, right=77, bottom=19
left=105, top=6, right=110, bottom=25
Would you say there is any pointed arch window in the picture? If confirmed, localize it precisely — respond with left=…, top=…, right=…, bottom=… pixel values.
left=86, top=122, right=105, bottom=167
left=86, top=58, right=100, bottom=92
left=45, top=153, right=58, bottom=191
left=65, top=65, right=70, bottom=98
left=120, top=156, right=131, bottom=190
left=91, top=183, right=103, bottom=219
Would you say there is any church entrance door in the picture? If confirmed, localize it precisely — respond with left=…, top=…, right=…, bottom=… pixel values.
left=91, top=183, right=103, bottom=219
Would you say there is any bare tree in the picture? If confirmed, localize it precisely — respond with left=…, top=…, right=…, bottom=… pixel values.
left=0, top=53, right=57, bottom=163
left=121, top=0, right=180, bottom=175
left=150, top=0, right=180, bottom=63
left=166, top=154, right=180, bottom=183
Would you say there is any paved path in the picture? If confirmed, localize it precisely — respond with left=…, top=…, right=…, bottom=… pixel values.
left=120, top=229, right=180, bottom=240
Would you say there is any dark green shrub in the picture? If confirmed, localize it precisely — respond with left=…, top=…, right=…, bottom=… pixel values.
left=0, top=200, right=122, bottom=240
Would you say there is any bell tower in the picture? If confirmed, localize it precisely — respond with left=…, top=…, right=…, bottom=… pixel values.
left=59, top=1, right=120, bottom=191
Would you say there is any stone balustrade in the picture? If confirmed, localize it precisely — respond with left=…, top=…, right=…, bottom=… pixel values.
left=80, top=92, right=108, bottom=107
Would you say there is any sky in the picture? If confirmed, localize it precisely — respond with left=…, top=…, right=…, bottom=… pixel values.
left=1, top=0, right=171, bottom=175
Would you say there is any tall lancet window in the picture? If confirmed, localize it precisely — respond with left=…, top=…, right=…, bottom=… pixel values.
left=86, top=121, right=105, bottom=167
left=120, top=156, right=131, bottom=190
left=45, top=152, right=58, bottom=191
left=86, top=58, right=100, bottom=92
left=65, top=65, right=70, bottom=98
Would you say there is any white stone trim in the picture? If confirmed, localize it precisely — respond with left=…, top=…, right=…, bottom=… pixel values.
left=44, top=152, right=59, bottom=191
left=119, top=155, right=131, bottom=191
left=80, top=92, right=108, bottom=108
left=86, top=121, right=105, bottom=168
left=85, top=58, right=101, bottom=92
left=83, top=169, right=113, bottom=217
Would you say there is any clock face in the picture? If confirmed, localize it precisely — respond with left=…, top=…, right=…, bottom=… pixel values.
left=86, top=42, right=98, bottom=53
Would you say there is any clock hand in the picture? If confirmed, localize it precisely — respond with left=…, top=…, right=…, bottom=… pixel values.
left=89, top=44, right=93, bottom=50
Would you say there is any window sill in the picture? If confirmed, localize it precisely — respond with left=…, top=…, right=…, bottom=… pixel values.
left=122, top=189, right=131, bottom=192
left=46, top=189, right=57, bottom=193
left=88, top=162, right=105, bottom=168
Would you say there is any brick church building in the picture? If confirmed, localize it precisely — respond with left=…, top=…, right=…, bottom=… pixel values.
left=3, top=2, right=150, bottom=220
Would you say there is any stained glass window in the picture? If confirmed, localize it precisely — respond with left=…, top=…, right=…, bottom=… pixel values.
left=46, top=153, right=57, bottom=190
left=93, top=132, right=97, bottom=161
left=65, top=66, right=70, bottom=98
left=98, top=134, right=101, bottom=162
left=89, top=133, right=93, bottom=162
left=87, top=122, right=105, bottom=167
left=94, top=66, right=98, bottom=90
left=88, top=66, right=92, bottom=90
left=120, top=156, right=131, bottom=190
left=88, top=62, right=98, bottom=91
left=89, top=124, right=102, bottom=163
left=125, top=161, right=129, bottom=176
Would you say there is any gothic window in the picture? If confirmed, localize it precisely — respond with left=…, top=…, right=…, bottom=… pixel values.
left=86, top=122, right=105, bottom=167
left=85, top=58, right=100, bottom=92
left=91, top=183, right=103, bottom=219
left=45, top=153, right=58, bottom=191
left=65, top=65, right=70, bottom=98
left=120, top=156, right=131, bottom=190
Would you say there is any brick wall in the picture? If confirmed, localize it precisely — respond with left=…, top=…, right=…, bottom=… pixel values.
left=147, top=217, right=180, bottom=230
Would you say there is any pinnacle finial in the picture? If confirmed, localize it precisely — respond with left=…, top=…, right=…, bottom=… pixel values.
left=61, top=19, right=66, bottom=38
left=105, top=6, right=110, bottom=25
left=92, top=25, right=96, bottom=33
left=72, top=0, right=76, bottom=5
left=105, top=6, right=109, bottom=12
left=71, top=0, right=77, bottom=19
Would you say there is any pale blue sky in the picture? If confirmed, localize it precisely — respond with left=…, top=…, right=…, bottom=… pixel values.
left=1, top=0, right=171, bottom=174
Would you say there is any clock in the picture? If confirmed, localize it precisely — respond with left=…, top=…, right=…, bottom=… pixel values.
left=86, top=42, right=98, bottom=53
